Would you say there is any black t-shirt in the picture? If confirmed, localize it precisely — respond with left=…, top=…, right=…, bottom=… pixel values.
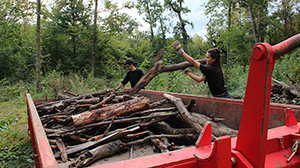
left=199, top=64, right=227, bottom=95
left=121, top=68, right=144, bottom=88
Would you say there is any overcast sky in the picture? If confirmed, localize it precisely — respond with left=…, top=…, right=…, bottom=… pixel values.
left=36, top=0, right=209, bottom=37
left=119, top=0, right=209, bottom=38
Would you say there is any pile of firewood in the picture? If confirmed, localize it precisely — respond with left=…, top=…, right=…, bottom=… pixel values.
left=271, top=75, right=300, bottom=105
left=35, top=89, right=238, bottom=167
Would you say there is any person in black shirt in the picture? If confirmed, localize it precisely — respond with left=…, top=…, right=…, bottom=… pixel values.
left=114, top=59, right=144, bottom=91
left=172, top=41, right=232, bottom=98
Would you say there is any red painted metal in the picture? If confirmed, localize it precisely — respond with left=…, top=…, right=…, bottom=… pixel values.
left=26, top=93, right=59, bottom=168
left=195, top=122, right=212, bottom=147
left=26, top=33, right=300, bottom=168
left=286, top=108, right=298, bottom=127
left=235, top=34, right=300, bottom=168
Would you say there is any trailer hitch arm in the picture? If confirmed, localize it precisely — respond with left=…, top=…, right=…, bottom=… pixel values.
left=272, top=33, right=300, bottom=59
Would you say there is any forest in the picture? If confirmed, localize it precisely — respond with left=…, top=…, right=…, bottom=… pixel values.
left=1, top=0, right=300, bottom=99
left=0, top=0, right=300, bottom=166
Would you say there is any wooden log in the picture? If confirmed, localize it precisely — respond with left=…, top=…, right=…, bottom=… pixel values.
left=71, top=97, right=150, bottom=126
left=192, top=113, right=238, bottom=137
left=69, top=140, right=127, bottom=168
left=129, top=49, right=206, bottom=96
left=36, top=90, right=114, bottom=115
left=127, top=106, right=177, bottom=118
left=54, top=126, right=140, bottom=158
left=123, top=131, right=151, bottom=139
left=163, top=93, right=205, bottom=135
left=89, top=93, right=115, bottom=110
left=126, top=134, right=185, bottom=146
left=64, top=90, right=78, bottom=97
left=70, top=135, right=88, bottom=143
left=55, top=138, right=68, bottom=162
left=75, top=97, right=101, bottom=104
left=47, top=112, right=179, bottom=138
left=88, top=112, right=177, bottom=141
left=153, top=121, right=197, bottom=134
left=56, top=93, right=71, bottom=100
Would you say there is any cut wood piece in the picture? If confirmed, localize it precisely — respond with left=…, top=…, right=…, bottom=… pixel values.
left=126, top=134, right=185, bottom=146
left=54, top=126, right=139, bottom=158
left=47, top=112, right=178, bottom=138
left=71, top=97, right=150, bottom=126
left=75, top=97, right=101, bottom=104
left=69, top=140, right=127, bottom=168
left=153, top=121, right=197, bottom=135
left=64, top=90, right=79, bottom=97
left=130, top=49, right=206, bottom=96
left=163, top=93, right=205, bottom=135
left=89, top=93, right=115, bottom=110
left=36, top=90, right=114, bottom=114
left=55, top=138, right=68, bottom=162
left=56, top=93, right=71, bottom=100
left=192, top=113, right=238, bottom=137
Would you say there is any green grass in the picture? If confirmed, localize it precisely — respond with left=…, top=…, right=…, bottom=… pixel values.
left=0, top=94, right=35, bottom=168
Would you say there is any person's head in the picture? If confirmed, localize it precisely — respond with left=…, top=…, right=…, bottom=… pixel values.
left=125, top=59, right=135, bottom=70
left=206, top=48, right=224, bottom=85
left=206, top=48, right=221, bottom=67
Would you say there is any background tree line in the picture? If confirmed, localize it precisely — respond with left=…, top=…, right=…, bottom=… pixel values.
left=1, top=0, right=300, bottom=166
left=0, top=0, right=300, bottom=98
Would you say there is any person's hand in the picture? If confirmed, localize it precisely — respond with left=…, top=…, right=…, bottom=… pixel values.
left=172, top=40, right=185, bottom=55
left=183, top=68, right=191, bottom=74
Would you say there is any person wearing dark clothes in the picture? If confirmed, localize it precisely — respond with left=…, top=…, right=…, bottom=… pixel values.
left=114, top=59, right=144, bottom=91
left=172, top=40, right=232, bottom=99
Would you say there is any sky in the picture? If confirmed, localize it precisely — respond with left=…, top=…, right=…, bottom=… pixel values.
left=36, top=0, right=209, bottom=38
left=118, top=0, right=209, bottom=38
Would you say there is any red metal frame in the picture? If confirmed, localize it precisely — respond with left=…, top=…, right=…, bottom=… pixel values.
left=26, top=93, right=59, bottom=168
left=26, top=33, right=300, bottom=167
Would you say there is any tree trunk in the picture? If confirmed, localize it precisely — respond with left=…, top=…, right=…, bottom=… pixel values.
left=36, top=0, right=41, bottom=92
left=248, top=5, right=258, bottom=43
left=92, top=0, right=98, bottom=77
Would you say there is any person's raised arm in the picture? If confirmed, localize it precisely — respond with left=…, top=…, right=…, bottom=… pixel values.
left=172, top=40, right=201, bottom=69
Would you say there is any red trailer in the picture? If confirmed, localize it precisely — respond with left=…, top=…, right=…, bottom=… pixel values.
left=27, top=33, right=300, bottom=167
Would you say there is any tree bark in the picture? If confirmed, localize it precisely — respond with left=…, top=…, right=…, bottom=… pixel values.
left=69, top=140, right=127, bottom=168
left=55, top=138, right=68, bottom=162
left=71, top=97, right=150, bottom=126
left=163, top=93, right=213, bottom=137
left=92, top=0, right=98, bottom=77
left=54, top=126, right=139, bottom=158
left=36, top=0, right=41, bottom=92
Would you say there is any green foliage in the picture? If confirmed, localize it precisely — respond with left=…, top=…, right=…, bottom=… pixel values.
left=224, top=65, right=249, bottom=99
left=0, top=133, right=34, bottom=168
left=272, top=49, right=300, bottom=83
left=147, top=68, right=211, bottom=96
left=0, top=114, right=16, bottom=132
left=0, top=79, right=27, bottom=102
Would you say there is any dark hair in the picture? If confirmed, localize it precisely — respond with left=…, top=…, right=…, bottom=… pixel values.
left=125, top=59, right=134, bottom=65
left=207, top=48, right=224, bottom=86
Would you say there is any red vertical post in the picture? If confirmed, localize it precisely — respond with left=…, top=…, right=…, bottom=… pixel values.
left=235, top=43, right=275, bottom=168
